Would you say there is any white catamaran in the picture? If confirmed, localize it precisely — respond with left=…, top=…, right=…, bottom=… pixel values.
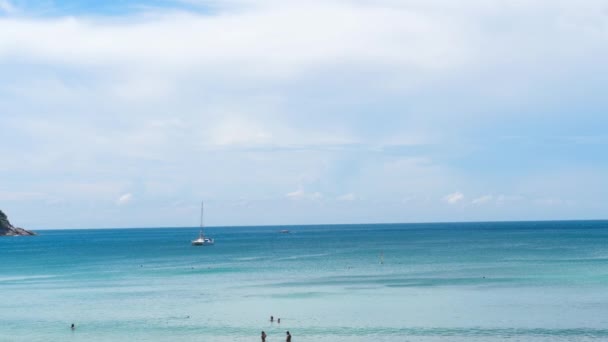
left=192, top=201, right=214, bottom=246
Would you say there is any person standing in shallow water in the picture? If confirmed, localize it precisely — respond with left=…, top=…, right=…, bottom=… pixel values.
left=261, top=331, right=267, bottom=341
left=286, top=331, right=292, bottom=342
left=270, top=315, right=274, bottom=322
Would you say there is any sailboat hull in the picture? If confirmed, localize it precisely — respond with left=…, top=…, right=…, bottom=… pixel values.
left=192, top=238, right=214, bottom=246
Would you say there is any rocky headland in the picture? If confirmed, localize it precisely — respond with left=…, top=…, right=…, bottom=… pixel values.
left=0, top=210, right=36, bottom=236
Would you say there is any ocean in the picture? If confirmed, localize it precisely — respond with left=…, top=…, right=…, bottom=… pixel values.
left=1, top=221, right=608, bottom=341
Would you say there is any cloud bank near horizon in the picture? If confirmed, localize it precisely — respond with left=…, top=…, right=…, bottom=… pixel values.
left=1, top=0, right=607, bottom=228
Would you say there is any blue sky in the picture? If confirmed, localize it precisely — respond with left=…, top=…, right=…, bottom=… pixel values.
left=1, top=0, right=607, bottom=229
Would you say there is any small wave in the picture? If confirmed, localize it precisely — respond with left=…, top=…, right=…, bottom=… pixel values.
left=233, top=257, right=264, bottom=261
left=0, top=275, right=56, bottom=283
left=276, top=253, right=330, bottom=260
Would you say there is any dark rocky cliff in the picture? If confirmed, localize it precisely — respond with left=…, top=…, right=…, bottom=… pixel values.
left=0, top=210, right=36, bottom=236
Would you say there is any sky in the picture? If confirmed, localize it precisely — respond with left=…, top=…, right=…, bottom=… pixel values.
left=0, top=0, right=607, bottom=229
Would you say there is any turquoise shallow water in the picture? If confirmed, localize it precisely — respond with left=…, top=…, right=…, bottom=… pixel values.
left=2, top=221, right=608, bottom=341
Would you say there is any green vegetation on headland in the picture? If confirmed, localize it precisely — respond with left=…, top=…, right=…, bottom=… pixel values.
left=0, top=210, right=36, bottom=236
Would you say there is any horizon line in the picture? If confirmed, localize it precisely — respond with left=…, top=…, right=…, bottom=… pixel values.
left=29, top=218, right=608, bottom=231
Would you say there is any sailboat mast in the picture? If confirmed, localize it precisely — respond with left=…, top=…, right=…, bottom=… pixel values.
left=200, top=201, right=204, bottom=230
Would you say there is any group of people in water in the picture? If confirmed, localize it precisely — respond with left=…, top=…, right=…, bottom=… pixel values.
left=261, top=330, right=291, bottom=342
left=262, top=316, right=290, bottom=341
left=71, top=315, right=294, bottom=341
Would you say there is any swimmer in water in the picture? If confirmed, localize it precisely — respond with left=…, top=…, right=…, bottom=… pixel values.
left=261, top=331, right=267, bottom=341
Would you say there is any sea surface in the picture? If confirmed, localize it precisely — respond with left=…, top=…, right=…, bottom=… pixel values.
left=2, top=221, right=608, bottom=341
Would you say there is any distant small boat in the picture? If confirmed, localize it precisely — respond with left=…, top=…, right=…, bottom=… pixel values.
left=192, top=201, right=214, bottom=246
left=279, top=229, right=290, bottom=234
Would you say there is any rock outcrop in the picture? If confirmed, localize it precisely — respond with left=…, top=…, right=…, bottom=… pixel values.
left=0, top=210, right=36, bottom=236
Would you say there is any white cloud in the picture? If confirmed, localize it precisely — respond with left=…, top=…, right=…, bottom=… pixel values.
left=337, top=193, right=358, bottom=201
left=0, top=5, right=468, bottom=74
left=286, top=189, right=323, bottom=200
left=1, top=1, right=608, bottom=228
left=496, top=195, right=524, bottom=204
left=0, top=0, right=15, bottom=14
left=443, top=192, right=464, bottom=204
left=55, top=181, right=130, bottom=199
left=1, top=0, right=604, bottom=85
left=534, top=197, right=572, bottom=206
left=470, top=194, right=525, bottom=206
left=401, top=196, right=417, bottom=204
left=0, top=190, right=49, bottom=201
left=208, top=117, right=273, bottom=146
left=472, top=195, right=493, bottom=205
left=1, top=0, right=605, bottom=154
left=116, top=193, right=133, bottom=206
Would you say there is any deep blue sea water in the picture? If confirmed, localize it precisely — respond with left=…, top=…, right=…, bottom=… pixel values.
left=2, top=221, right=608, bottom=341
